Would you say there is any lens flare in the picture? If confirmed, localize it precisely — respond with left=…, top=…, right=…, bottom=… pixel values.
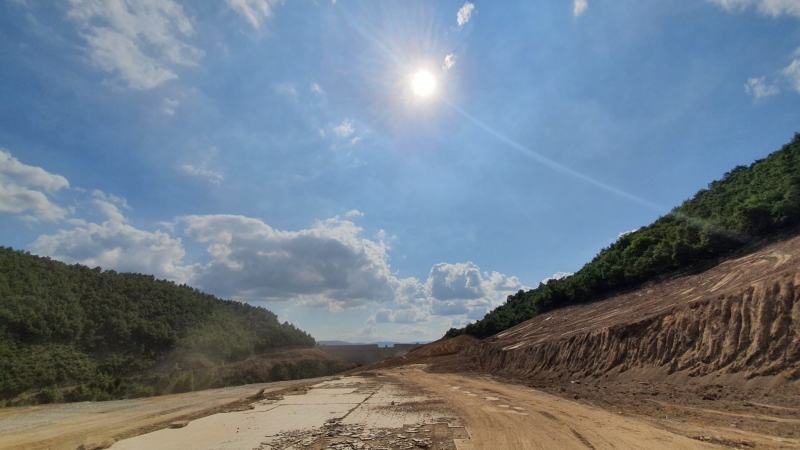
left=411, top=70, right=436, bottom=97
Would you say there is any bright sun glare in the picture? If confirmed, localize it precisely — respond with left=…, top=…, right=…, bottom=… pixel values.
left=411, top=70, right=437, bottom=98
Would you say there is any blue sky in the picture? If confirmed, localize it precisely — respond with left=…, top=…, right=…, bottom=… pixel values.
left=1, top=0, right=798, bottom=343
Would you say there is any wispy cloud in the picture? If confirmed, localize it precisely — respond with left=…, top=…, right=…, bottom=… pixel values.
left=457, top=2, right=475, bottom=27
left=573, top=0, right=588, bottom=17
left=67, top=0, right=204, bottom=90
left=162, top=98, right=180, bottom=116
left=708, top=0, right=800, bottom=18
left=784, top=57, right=800, bottom=93
left=178, top=147, right=224, bottom=185
left=443, top=54, right=456, bottom=73
left=744, top=77, right=780, bottom=98
left=224, top=0, right=281, bottom=28
left=273, top=83, right=298, bottom=97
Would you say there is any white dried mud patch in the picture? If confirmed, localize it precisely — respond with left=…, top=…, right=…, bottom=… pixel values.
left=111, top=376, right=465, bottom=450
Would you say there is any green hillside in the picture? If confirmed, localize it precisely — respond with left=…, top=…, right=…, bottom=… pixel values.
left=0, top=251, right=322, bottom=406
left=449, top=133, right=800, bottom=338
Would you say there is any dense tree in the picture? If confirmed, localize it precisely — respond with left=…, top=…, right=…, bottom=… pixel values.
left=0, top=252, right=316, bottom=404
left=448, top=134, right=800, bottom=338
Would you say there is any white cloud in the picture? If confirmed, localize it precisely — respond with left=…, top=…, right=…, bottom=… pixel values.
left=573, top=0, right=588, bottom=17
left=30, top=220, right=195, bottom=283
left=180, top=165, right=224, bottom=185
left=273, top=83, right=298, bottom=97
left=179, top=215, right=400, bottom=309
left=744, top=77, right=780, bottom=98
left=333, top=119, right=355, bottom=138
left=225, top=0, right=281, bottom=28
left=0, top=149, right=69, bottom=221
left=178, top=147, right=224, bottom=185
left=0, top=149, right=69, bottom=192
left=375, top=262, right=526, bottom=324
left=311, top=83, right=324, bottom=94
left=783, top=58, right=800, bottom=93
left=457, top=2, right=475, bottom=26
left=371, top=307, right=428, bottom=324
left=91, top=189, right=131, bottom=223
left=163, top=98, right=180, bottom=115
left=708, top=0, right=800, bottom=17
left=349, top=137, right=361, bottom=146
left=345, top=209, right=364, bottom=218
left=67, top=0, right=204, bottom=90
left=618, top=228, right=639, bottom=238
left=541, top=271, right=573, bottom=284
left=443, top=54, right=456, bottom=73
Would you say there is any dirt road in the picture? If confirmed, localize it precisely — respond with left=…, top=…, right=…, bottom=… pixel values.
left=7, top=367, right=792, bottom=449
left=399, top=367, right=718, bottom=450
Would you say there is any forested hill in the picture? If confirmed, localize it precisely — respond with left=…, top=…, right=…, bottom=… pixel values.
left=449, top=133, right=800, bottom=339
left=0, top=250, right=316, bottom=404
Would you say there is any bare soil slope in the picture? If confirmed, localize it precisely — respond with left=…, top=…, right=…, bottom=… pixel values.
left=463, top=234, right=800, bottom=381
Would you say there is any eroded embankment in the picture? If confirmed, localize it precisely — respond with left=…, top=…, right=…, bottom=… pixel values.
left=463, top=238, right=800, bottom=381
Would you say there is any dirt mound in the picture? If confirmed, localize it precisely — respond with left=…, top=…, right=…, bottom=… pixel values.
left=461, top=234, right=800, bottom=383
left=409, top=335, right=478, bottom=357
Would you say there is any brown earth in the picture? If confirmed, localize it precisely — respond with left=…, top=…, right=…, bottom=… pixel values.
left=352, top=234, right=800, bottom=447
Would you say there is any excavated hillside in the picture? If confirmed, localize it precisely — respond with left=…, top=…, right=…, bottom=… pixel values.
left=462, top=234, right=800, bottom=382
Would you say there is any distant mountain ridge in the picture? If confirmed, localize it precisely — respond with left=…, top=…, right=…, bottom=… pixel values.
left=317, top=340, right=430, bottom=347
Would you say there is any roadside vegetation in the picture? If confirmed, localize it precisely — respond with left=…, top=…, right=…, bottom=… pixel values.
left=0, top=252, right=335, bottom=406
left=448, top=133, right=800, bottom=338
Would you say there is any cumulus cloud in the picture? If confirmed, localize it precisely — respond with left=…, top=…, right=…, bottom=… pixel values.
left=333, top=119, right=355, bottom=138
left=541, top=271, right=573, bottom=284
left=457, top=2, right=475, bottom=26
left=225, top=0, right=281, bottom=28
left=91, top=190, right=131, bottom=223
left=708, top=0, right=800, bottom=17
left=573, top=0, right=588, bottom=17
left=371, top=307, right=428, bottom=324
left=443, top=54, right=456, bottom=73
left=0, top=149, right=69, bottom=192
left=30, top=220, right=195, bottom=283
left=345, top=209, right=364, bottom=218
left=179, top=215, right=400, bottom=309
left=373, top=262, right=527, bottom=325
left=67, top=0, right=204, bottom=90
left=0, top=149, right=69, bottom=221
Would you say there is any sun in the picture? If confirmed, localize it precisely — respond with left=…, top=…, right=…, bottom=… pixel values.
left=411, top=70, right=437, bottom=98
